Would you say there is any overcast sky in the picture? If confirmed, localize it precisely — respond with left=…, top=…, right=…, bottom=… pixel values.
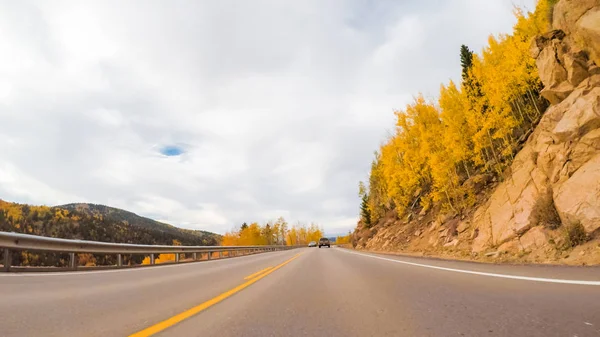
left=0, top=0, right=535, bottom=235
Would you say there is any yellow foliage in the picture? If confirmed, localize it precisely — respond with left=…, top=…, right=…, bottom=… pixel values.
left=4, top=203, right=23, bottom=222
left=285, top=223, right=323, bottom=245
left=221, top=218, right=319, bottom=247
left=336, top=235, right=351, bottom=244
left=141, top=253, right=177, bottom=265
left=221, top=231, right=239, bottom=246
left=362, top=2, right=548, bottom=218
left=78, top=253, right=97, bottom=267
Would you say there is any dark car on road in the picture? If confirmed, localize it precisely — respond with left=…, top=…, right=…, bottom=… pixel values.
left=318, top=237, right=330, bottom=248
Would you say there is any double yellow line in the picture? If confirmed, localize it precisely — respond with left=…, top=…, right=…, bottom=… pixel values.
left=129, top=252, right=303, bottom=337
left=243, top=266, right=273, bottom=280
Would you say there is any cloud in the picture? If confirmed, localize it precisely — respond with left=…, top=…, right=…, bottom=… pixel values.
left=0, top=0, right=535, bottom=235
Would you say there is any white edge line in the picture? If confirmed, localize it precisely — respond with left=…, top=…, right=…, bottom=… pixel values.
left=0, top=250, right=292, bottom=277
left=338, top=248, right=600, bottom=286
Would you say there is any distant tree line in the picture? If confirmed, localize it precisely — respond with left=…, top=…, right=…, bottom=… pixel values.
left=222, top=217, right=325, bottom=246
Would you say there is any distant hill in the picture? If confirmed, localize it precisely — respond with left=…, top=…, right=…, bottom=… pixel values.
left=59, top=203, right=219, bottom=245
left=0, top=200, right=220, bottom=247
left=0, top=199, right=221, bottom=267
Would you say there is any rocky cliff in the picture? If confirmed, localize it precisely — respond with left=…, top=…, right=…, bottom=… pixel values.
left=354, top=0, right=600, bottom=265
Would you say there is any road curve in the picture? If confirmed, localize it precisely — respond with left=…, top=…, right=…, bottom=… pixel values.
left=1, top=247, right=599, bottom=337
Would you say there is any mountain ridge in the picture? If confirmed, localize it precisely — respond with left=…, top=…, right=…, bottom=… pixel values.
left=0, top=199, right=220, bottom=246
left=0, top=199, right=222, bottom=267
left=57, top=202, right=218, bottom=242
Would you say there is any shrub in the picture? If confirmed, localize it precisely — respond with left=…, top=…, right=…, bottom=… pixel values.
left=564, top=222, right=587, bottom=248
left=537, top=198, right=562, bottom=230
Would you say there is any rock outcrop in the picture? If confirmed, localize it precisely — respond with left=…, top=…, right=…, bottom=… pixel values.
left=553, top=0, right=600, bottom=67
left=472, top=0, right=600, bottom=253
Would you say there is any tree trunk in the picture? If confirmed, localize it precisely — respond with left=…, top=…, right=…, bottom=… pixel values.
left=462, top=160, right=471, bottom=179
left=527, top=88, right=542, bottom=117
left=487, top=129, right=503, bottom=178
left=444, top=188, right=457, bottom=213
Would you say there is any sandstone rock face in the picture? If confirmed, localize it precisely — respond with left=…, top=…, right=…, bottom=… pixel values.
left=552, top=87, right=600, bottom=142
left=552, top=0, right=599, bottom=35
left=564, top=51, right=590, bottom=86
left=472, top=150, right=552, bottom=250
left=554, top=154, right=600, bottom=233
left=541, top=81, right=574, bottom=105
left=553, top=0, right=600, bottom=66
left=471, top=3, right=600, bottom=253
left=456, top=221, right=469, bottom=233
left=519, top=226, right=548, bottom=250
left=533, top=26, right=598, bottom=105
left=498, top=239, right=523, bottom=253
left=536, top=39, right=568, bottom=88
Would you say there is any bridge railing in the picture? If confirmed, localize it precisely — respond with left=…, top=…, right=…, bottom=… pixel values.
left=0, top=231, right=295, bottom=272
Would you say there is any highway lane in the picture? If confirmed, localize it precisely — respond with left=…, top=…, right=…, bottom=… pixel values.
left=1, top=247, right=599, bottom=336
left=0, top=250, right=299, bottom=337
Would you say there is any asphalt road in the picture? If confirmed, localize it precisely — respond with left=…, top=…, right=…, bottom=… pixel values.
left=1, top=247, right=599, bottom=337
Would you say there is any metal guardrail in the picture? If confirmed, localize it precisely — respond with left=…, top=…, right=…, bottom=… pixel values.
left=0, top=232, right=295, bottom=272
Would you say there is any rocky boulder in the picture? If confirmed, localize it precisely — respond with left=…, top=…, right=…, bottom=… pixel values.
left=554, top=154, right=600, bottom=233
left=552, top=86, right=600, bottom=142
left=533, top=27, right=596, bottom=105
left=564, top=50, right=590, bottom=86
left=472, top=150, right=552, bottom=251
left=553, top=0, right=600, bottom=66
left=519, top=226, right=549, bottom=250
left=471, top=4, right=600, bottom=253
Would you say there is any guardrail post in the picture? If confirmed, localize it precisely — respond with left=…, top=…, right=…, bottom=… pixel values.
left=219, top=251, right=223, bottom=259
left=150, top=254, right=155, bottom=265
left=3, top=248, right=11, bottom=272
left=69, top=252, right=77, bottom=270
left=193, top=252, right=197, bottom=261
left=175, top=253, right=180, bottom=263
left=117, top=254, right=122, bottom=267
left=207, top=251, right=212, bottom=260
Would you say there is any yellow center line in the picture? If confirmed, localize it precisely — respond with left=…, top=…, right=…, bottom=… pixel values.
left=128, top=252, right=303, bottom=337
left=243, top=266, right=273, bottom=280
